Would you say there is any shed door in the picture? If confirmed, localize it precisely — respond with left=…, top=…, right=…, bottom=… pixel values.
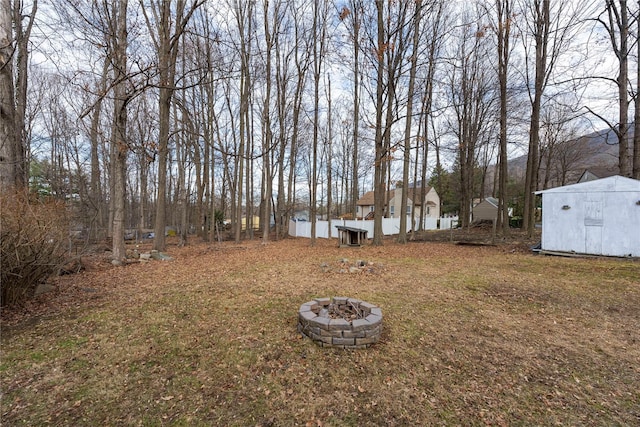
left=584, top=194, right=604, bottom=255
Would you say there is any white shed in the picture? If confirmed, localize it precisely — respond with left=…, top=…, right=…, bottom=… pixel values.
left=535, top=176, right=640, bottom=257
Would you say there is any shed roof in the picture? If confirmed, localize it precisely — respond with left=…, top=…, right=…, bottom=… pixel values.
left=335, top=225, right=368, bottom=233
left=475, top=197, right=499, bottom=208
left=535, top=175, right=640, bottom=194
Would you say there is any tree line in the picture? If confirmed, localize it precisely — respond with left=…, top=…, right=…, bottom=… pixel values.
left=1, top=0, right=639, bottom=261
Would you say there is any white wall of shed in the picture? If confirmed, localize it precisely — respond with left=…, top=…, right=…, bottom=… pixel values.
left=541, top=191, right=640, bottom=257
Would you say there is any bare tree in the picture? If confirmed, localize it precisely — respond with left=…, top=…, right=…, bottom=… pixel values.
left=372, top=0, right=387, bottom=246
left=110, top=0, right=130, bottom=264
left=593, top=1, right=631, bottom=177
left=447, top=10, right=497, bottom=229
left=634, top=2, right=640, bottom=179
left=88, top=60, right=110, bottom=240
left=398, top=0, right=423, bottom=244
left=519, top=0, right=587, bottom=234
left=273, top=1, right=303, bottom=239
left=259, top=0, right=282, bottom=243
left=12, top=0, right=37, bottom=188
left=338, top=0, right=363, bottom=216
left=309, top=0, right=329, bottom=245
left=143, top=0, right=204, bottom=251
left=0, top=0, right=36, bottom=191
left=229, top=0, right=253, bottom=243
left=521, top=0, right=549, bottom=234
left=415, top=0, right=447, bottom=232
left=130, top=94, right=155, bottom=238
left=325, top=72, right=333, bottom=237
left=369, top=0, right=411, bottom=245
left=494, top=0, right=513, bottom=236
left=285, top=1, right=312, bottom=232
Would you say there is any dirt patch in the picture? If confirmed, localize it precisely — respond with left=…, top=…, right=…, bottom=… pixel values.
left=319, top=258, right=387, bottom=275
left=412, top=227, right=541, bottom=252
left=484, top=282, right=558, bottom=306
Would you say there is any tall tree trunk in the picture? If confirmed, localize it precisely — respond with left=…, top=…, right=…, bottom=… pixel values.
left=372, top=0, right=385, bottom=246
left=138, top=150, right=149, bottom=236
left=12, top=0, right=36, bottom=188
left=234, top=0, right=252, bottom=243
left=326, top=73, right=333, bottom=238
left=398, top=0, right=422, bottom=244
left=287, top=46, right=307, bottom=233
left=261, top=0, right=274, bottom=243
left=614, top=0, right=630, bottom=176
left=202, top=88, right=210, bottom=241
left=154, top=80, right=171, bottom=250
left=0, top=0, right=19, bottom=190
left=175, top=114, right=187, bottom=246
left=310, top=0, right=327, bottom=245
left=350, top=0, right=361, bottom=217
left=111, top=0, right=128, bottom=264
left=147, top=0, right=203, bottom=250
left=310, top=0, right=325, bottom=245
left=496, top=0, right=511, bottom=237
left=245, top=97, right=254, bottom=239
left=151, top=1, right=174, bottom=251
left=523, top=0, right=549, bottom=235
left=634, top=0, right=640, bottom=179
left=274, top=20, right=288, bottom=240
left=90, top=59, right=109, bottom=240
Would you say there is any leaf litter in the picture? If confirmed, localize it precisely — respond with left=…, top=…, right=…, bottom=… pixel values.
left=1, top=237, right=639, bottom=426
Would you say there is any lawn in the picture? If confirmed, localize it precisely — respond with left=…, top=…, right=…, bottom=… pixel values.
left=1, top=238, right=639, bottom=426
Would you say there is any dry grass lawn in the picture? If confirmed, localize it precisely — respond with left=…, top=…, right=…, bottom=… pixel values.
left=1, top=237, right=639, bottom=426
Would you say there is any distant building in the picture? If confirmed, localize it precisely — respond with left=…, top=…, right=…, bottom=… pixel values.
left=472, top=197, right=499, bottom=222
left=356, top=183, right=440, bottom=220
left=577, top=167, right=618, bottom=183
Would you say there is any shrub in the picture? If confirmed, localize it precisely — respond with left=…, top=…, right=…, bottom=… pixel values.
left=214, top=209, right=225, bottom=228
left=1, top=191, right=70, bottom=307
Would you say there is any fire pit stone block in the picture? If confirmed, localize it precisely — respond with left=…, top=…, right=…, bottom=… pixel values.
left=297, top=297, right=383, bottom=349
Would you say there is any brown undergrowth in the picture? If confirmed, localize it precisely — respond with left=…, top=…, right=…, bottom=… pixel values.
left=1, top=237, right=639, bottom=426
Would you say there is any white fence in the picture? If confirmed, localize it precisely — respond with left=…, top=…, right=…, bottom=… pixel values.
left=288, top=216, right=459, bottom=239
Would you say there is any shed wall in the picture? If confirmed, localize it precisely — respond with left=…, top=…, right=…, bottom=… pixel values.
left=541, top=191, right=640, bottom=257
left=473, top=201, right=498, bottom=221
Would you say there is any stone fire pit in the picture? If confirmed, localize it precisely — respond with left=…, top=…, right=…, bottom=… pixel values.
left=297, top=297, right=382, bottom=349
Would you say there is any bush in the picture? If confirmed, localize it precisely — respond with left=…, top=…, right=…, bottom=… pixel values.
left=1, top=191, right=70, bottom=307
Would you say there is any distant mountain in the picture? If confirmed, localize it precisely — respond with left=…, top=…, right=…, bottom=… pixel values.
left=506, top=127, right=632, bottom=190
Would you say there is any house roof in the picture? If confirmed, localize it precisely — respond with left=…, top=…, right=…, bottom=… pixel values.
left=474, top=197, right=499, bottom=208
left=356, top=186, right=433, bottom=206
left=535, top=175, right=640, bottom=194
left=577, top=167, right=618, bottom=183
left=356, top=190, right=375, bottom=206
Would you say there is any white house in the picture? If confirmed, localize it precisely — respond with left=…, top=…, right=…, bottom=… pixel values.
left=535, top=175, right=640, bottom=257
left=356, top=184, right=440, bottom=220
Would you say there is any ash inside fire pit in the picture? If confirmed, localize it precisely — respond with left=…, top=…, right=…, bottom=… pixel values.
left=318, top=300, right=365, bottom=321
left=297, top=297, right=382, bottom=349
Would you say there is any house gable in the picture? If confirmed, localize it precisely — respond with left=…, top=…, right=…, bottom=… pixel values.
left=355, top=185, right=440, bottom=219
